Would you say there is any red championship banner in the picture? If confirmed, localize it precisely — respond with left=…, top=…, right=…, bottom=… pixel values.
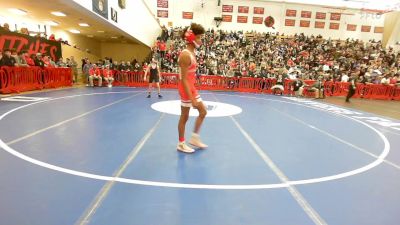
left=347, top=24, right=357, bottom=31
left=285, top=19, right=296, bottom=26
left=182, top=12, right=193, bottom=19
left=300, top=20, right=310, bottom=27
left=374, top=27, right=384, bottom=33
left=316, top=12, right=326, bottom=19
left=329, top=22, right=340, bottom=30
left=330, top=13, right=341, bottom=20
left=157, top=10, right=168, bottom=18
left=253, top=7, right=264, bottom=15
left=222, top=5, right=233, bottom=12
left=286, top=9, right=297, bottom=17
left=222, top=15, right=232, bottom=22
left=0, top=29, right=62, bottom=61
left=238, top=6, right=249, bottom=13
left=301, top=11, right=312, bottom=18
left=253, top=17, right=263, bottom=24
left=237, top=16, right=248, bottom=23
left=157, top=0, right=168, bottom=8
left=361, top=25, right=371, bottom=32
left=315, top=21, right=325, bottom=29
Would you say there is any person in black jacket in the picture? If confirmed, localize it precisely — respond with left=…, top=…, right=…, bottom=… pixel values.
left=34, top=53, right=45, bottom=68
left=0, top=49, right=17, bottom=67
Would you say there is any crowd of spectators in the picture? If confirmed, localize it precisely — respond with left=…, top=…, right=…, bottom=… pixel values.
left=152, top=27, right=400, bottom=87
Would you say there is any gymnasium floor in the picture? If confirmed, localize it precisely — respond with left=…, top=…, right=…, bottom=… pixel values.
left=0, top=87, right=399, bottom=225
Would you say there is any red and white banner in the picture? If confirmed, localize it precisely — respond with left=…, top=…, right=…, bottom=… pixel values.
left=182, top=12, right=193, bottom=19
left=301, top=11, right=312, bottom=18
left=347, top=24, right=357, bottom=31
left=252, top=17, right=263, bottom=24
left=330, top=13, right=341, bottom=20
left=238, top=6, right=249, bottom=13
left=157, top=0, right=168, bottom=8
left=253, top=7, right=264, bottom=15
left=316, top=12, right=326, bottom=19
left=315, top=21, right=325, bottom=29
left=285, top=19, right=295, bottom=26
left=222, top=5, right=233, bottom=12
left=300, top=20, right=310, bottom=27
left=222, top=15, right=232, bottom=22
left=157, top=10, right=168, bottom=18
left=329, top=22, right=340, bottom=30
left=361, top=25, right=371, bottom=32
left=237, top=16, right=248, bottom=23
left=374, top=27, right=384, bottom=33
left=286, top=9, right=297, bottom=17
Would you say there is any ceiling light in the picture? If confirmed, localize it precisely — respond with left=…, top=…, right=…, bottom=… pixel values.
left=45, top=21, right=59, bottom=26
left=51, top=11, right=66, bottom=17
left=79, top=23, right=90, bottom=27
left=110, top=36, right=118, bottom=39
left=8, top=8, right=28, bottom=16
left=87, top=35, right=94, bottom=38
left=97, top=30, right=105, bottom=33
left=69, top=29, right=80, bottom=34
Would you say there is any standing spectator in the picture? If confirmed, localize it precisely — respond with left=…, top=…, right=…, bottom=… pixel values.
left=82, top=59, right=92, bottom=86
left=69, top=56, right=78, bottom=83
left=346, top=74, right=357, bottom=102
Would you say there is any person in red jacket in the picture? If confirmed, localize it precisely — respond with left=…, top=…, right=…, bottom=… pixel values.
left=103, top=65, right=114, bottom=87
left=89, top=64, right=102, bottom=87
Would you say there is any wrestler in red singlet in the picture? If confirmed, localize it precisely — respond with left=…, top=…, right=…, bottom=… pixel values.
left=176, top=23, right=208, bottom=153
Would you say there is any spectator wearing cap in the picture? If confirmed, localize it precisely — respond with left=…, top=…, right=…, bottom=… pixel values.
left=0, top=49, right=17, bottom=67
left=102, top=65, right=114, bottom=87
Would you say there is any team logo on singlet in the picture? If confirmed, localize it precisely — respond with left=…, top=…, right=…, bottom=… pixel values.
left=151, top=100, right=242, bottom=117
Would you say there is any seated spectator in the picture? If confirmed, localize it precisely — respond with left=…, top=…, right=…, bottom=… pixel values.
left=0, top=49, right=17, bottom=67
left=89, top=64, right=102, bottom=87
left=311, top=76, right=325, bottom=99
left=23, top=51, right=35, bottom=66
left=34, top=53, right=45, bottom=68
left=20, top=27, right=29, bottom=35
left=49, top=34, right=56, bottom=41
left=56, top=57, right=67, bottom=67
left=11, top=49, right=19, bottom=65
left=103, top=65, right=114, bottom=87
left=17, top=51, right=28, bottom=67
left=271, top=74, right=285, bottom=95
left=292, top=75, right=305, bottom=97
left=42, top=55, right=55, bottom=67
left=1, top=23, right=10, bottom=32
